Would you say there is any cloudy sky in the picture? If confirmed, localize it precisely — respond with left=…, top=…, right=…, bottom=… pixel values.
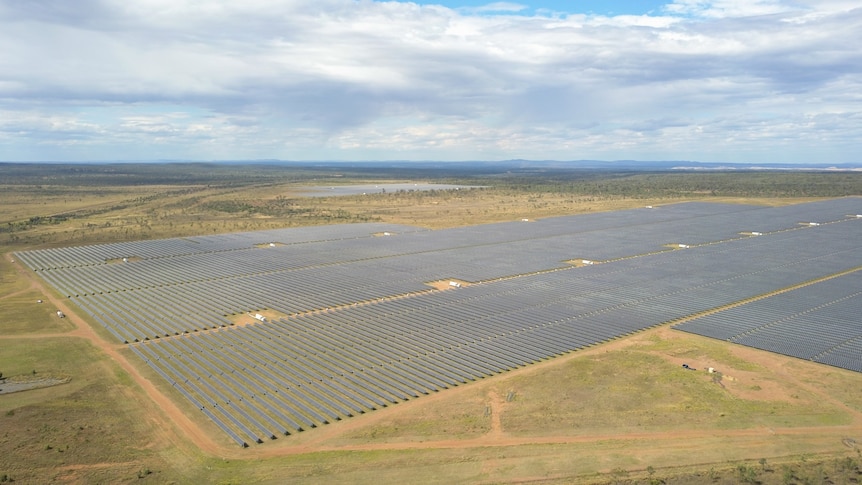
left=1, top=0, right=860, bottom=163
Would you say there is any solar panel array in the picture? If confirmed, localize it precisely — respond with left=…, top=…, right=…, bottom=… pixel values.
left=16, top=222, right=426, bottom=269
left=15, top=198, right=862, bottom=447
left=673, top=271, right=862, bottom=371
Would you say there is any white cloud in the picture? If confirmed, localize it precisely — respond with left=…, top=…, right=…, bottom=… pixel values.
left=461, top=2, right=528, bottom=14
left=0, top=0, right=860, bottom=162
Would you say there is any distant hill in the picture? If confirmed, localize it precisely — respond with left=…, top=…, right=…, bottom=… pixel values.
left=3, top=159, right=861, bottom=172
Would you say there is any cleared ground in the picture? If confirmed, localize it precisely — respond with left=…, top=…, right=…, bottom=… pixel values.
left=1, top=165, right=861, bottom=483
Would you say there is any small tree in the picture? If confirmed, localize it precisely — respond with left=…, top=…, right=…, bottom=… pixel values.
left=736, top=464, right=759, bottom=484
left=647, top=465, right=664, bottom=485
left=610, top=467, right=629, bottom=485
left=781, top=465, right=795, bottom=485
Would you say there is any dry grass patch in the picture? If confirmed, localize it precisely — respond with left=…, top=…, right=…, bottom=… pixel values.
left=0, top=338, right=192, bottom=484
left=0, top=290, right=73, bottom=334
left=0, top=184, right=164, bottom=224
left=333, top=391, right=492, bottom=445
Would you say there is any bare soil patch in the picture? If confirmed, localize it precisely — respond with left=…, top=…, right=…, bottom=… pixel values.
left=426, top=279, right=470, bottom=290
left=225, top=309, right=291, bottom=327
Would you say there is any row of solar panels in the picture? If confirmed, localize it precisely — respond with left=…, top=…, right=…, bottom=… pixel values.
left=55, top=217, right=858, bottom=344
left=69, top=270, right=434, bottom=343
left=20, top=203, right=861, bottom=302
left=673, top=271, right=862, bottom=371
left=15, top=222, right=419, bottom=269
left=18, top=199, right=860, bottom=277
left=115, top=219, right=862, bottom=445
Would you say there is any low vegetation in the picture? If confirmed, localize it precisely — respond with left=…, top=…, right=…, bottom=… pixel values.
left=3, top=163, right=860, bottom=248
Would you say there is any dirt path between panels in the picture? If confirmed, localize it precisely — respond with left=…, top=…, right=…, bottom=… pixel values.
left=7, top=251, right=862, bottom=466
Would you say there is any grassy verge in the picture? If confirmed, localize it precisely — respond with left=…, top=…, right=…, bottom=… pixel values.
left=0, top=338, right=199, bottom=483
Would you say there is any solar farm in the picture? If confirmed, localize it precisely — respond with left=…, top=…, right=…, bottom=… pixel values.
left=14, top=198, right=862, bottom=448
